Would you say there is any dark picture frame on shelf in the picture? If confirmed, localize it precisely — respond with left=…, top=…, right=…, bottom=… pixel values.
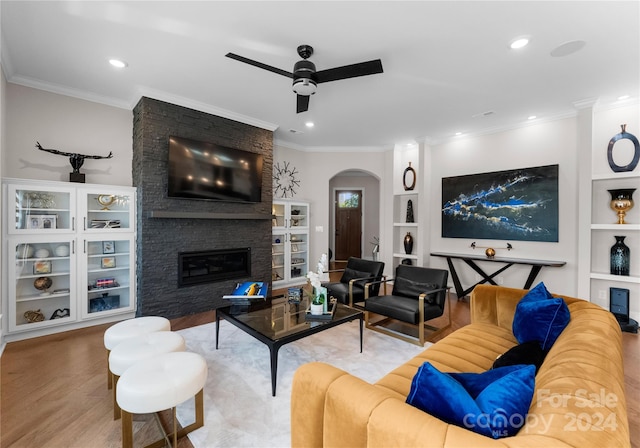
left=33, top=260, right=52, bottom=274
left=89, top=294, right=120, bottom=313
left=102, top=241, right=115, bottom=254
left=441, top=164, right=559, bottom=242
left=101, top=257, right=116, bottom=269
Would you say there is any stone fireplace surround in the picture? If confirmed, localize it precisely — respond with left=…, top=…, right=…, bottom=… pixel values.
left=133, top=97, right=273, bottom=318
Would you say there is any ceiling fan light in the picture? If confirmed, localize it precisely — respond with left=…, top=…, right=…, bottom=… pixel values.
left=293, top=78, right=317, bottom=95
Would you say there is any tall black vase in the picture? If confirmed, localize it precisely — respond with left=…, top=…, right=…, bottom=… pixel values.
left=404, top=232, right=414, bottom=254
left=406, top=199, right=414, bottom=223
left=610, top=236, right=630, bottom=276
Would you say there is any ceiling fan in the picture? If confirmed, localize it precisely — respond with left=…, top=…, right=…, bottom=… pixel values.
left=225, top=45, right=383, bottom=113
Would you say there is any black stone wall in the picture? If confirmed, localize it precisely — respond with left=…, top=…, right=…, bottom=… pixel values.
left=132, top=97, right=273, bottom=318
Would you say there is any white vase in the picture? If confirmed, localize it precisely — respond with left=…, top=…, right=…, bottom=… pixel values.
left=310, top=303, right=324, bottom=315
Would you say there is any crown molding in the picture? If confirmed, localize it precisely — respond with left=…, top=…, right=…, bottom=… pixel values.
left=132, top=87, right=279, bottom=132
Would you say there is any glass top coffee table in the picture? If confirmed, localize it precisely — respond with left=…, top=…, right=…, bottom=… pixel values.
left=216, top=296, right=363, bottom=396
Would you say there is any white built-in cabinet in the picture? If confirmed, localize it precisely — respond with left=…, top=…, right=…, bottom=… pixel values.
left=589, top=172, right=640, bottom=312
left=393, top=192, right=420, bottom=266
left=2, top=178, right=136, bottom=340
left=272, top=200, right=309, bottom=288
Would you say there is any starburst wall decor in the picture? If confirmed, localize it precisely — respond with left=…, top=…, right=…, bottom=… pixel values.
left=273, top=161, right=300, bottom=198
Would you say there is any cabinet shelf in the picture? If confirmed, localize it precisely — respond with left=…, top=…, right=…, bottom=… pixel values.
left=393, top=253, right=418, bottom=259
left=592, top=172, right=640, bottom=180
left=393, top=222, right=418, bottom=227
left=590, top=273, right=640, bottom=284
left=88, top=284, right=130, bottom=293
left=17, top=272, right=70, bottom=280
left=591, top=224, right=640, bottom=231
left=17, top=292, right=71, bottom=302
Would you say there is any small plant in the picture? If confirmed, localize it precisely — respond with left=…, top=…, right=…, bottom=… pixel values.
left=306, top=270, right=325, bottom=305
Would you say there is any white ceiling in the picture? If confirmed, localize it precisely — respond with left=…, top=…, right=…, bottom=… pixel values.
left=1, top=1, right=638, bottom=150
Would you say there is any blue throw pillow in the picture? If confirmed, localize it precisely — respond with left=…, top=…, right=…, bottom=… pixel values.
left=512, top=282, right=570, bottom=351
left=406, top=362, right=535, bottom=439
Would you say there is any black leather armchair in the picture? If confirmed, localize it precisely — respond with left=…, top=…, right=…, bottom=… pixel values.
left=363, top=265, right=451, bottom=346
left=321, top=257, right=385, bottom=306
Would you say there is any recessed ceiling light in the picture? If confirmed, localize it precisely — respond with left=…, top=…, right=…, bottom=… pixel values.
left=510, top=37, right=530, bottom=49
left=109, top=59, right=128, bottom=69
left=528, top=115, right=537, bottom=120
left=305, top=122, right=314, bottom=128
left=455, top=132, right=463, bottom=136
left=617, top=95, right=630, bottom=101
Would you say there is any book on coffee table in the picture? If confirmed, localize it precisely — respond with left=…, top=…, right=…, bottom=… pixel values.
left=223, top=281, right=268, bottom=303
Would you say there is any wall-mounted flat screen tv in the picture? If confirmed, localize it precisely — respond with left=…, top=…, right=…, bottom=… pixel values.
left=168, top=136, right=263, bottom=203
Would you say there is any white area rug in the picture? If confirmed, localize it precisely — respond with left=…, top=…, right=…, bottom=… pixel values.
left=176, top=319, right=429, bottom=448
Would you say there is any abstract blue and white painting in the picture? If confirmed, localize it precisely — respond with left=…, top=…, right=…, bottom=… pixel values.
left=442, top=164, right=559, bottom=242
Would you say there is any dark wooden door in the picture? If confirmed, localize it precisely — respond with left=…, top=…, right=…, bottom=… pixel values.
left=334, top=190, right=362, bottom=260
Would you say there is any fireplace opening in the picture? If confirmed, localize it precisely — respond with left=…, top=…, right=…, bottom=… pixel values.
left=178, top=248, right=251, bottom=287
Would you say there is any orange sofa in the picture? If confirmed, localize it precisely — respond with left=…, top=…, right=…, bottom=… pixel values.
left=291, top=284, right=629, bottom=447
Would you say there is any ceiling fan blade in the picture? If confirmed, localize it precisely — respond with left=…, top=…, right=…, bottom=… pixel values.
left=296, top=95, right=310, bottom=113
left=315, top=59, right=383, bottom=83
left=225, top=53, right=293, bottom=78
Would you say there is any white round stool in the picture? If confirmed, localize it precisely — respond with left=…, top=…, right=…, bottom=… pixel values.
left=109, top=331, right=186, bottom=419
left=116, top=351, right=208, bottom=448
left=103, top=316, right=171, bottom=390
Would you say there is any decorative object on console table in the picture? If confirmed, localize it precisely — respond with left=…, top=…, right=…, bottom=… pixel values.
left=35, top=141, right=113, bottom=183
left=610, top=236, right=630, bottom=276
left=403, top=232, right=414, bottom=254
left=406, top=199, right=414, bottom=223
left=608, top=188, right=635, bottom=224
left=470, top=241, right=514, bottom=255
left=403, top=162, right=416, bottom=191
left=607, top=124, right=640, bottom=173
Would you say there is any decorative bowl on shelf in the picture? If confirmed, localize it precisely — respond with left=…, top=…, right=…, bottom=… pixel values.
left=16, top=244, right=34, bottom=259
left=34, top=276, right=53, bottom=293
left=24, top=309, right=45, bottom=323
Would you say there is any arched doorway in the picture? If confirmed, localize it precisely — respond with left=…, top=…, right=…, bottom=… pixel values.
left=329, top=170, right=380, bottom=262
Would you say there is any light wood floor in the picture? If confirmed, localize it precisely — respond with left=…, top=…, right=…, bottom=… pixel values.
left=1, top=295, right=638, bottom=447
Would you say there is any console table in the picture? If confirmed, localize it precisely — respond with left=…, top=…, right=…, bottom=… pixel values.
left=430, top=252, right=566, bottom=299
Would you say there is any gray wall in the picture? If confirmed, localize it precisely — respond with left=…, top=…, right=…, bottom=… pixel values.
left=132, top=97, right=273, bottom=318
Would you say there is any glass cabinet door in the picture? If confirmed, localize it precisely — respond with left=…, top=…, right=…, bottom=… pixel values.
left=272, top=202, right=286, bottom=229
left=82, top=236, right=135, bottom=318
left=7, top=184, right=75, bottom=234
left=80, top=188, right=134, bottom=232
left=289, top=231, right=308, bottom=283
left=9, top=237, right=75, bottom=331
left=272, top=230, right=286, bottom=282
left=289, top=202, right=309, bottom=230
